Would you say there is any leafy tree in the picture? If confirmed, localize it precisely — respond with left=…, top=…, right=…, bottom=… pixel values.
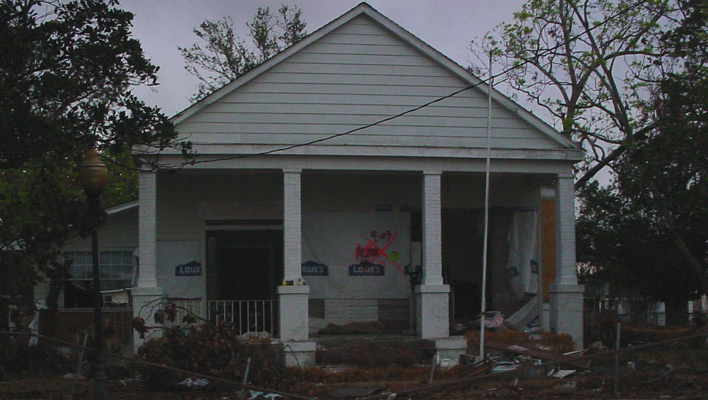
left=179, top=5, right=307, bottom=102
left=577, top=182, right=701, bottom=324
left=614, top=0, right=708, bottom=302
left=0, top=0, right=190, bottom=326
left=102, top=147, right=140, bottom=207
left=475, top=0, right=674, bottom=187
left=481, top=0, right=708, bottom=321
left=576, top=0, right=708, bottom=322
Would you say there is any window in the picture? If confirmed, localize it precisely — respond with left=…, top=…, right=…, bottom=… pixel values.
left=63, top=251, right=134, bottom=308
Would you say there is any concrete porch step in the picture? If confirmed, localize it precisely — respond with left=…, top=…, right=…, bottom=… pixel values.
left=312, top=334, right=435, bottom=366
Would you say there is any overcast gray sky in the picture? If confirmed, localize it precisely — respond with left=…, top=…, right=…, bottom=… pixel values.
left=120, top=0, right=526, bottom=117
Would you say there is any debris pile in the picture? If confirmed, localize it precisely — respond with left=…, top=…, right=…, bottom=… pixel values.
left=461, top=329, right=593, bottom=395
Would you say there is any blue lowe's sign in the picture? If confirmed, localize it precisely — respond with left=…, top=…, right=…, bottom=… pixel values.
left=175, top=261, right=202, bottom=276
left=302, top=260, right=329, bottom=276
left=348, top=260, right=385, bottom=276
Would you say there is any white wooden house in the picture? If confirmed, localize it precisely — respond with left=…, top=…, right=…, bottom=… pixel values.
left=60, top=3, right=585, bottom=366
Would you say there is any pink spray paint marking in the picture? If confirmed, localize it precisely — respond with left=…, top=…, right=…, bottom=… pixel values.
left=358, top=232, right=405, bottom=275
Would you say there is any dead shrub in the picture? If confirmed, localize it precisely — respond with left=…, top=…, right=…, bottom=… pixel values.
left=466, top=329, right=576, bottom=353
left=0, top=335, right=73, bottom=375
left=136, top=322, right=283, bottom=389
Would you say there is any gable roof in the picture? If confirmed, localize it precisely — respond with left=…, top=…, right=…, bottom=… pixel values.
left=170, top=2, right=578, bottom=154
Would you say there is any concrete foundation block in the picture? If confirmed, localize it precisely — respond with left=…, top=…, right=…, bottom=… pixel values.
left=548, top=283, right=584, bottom=348
left=131, top=286, right=163, bottom=353
left=281, top=340, right=317, bottom=367
left=415, top=284, right=450, bottom=339
left=278, top=285, right=310, bottom=342
left=433, top=337, right=467, bottom=367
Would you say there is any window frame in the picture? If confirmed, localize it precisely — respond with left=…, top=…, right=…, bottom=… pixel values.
left=62, top=250, right=135, bottom=309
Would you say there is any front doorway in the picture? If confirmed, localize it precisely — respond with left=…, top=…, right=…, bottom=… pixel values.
left=206, top=229, right=283, bottom=301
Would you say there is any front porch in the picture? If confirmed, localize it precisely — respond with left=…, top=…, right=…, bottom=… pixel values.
left=131, top=168, right=582, bottom=366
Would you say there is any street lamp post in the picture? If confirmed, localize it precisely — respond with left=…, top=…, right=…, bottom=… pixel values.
left=79, top=149, right=111, bottom=400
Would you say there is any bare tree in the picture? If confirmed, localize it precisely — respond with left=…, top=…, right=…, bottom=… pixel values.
left=179, top=5, right=307, bottom=102
left=474, top=0, right=676, bottom=187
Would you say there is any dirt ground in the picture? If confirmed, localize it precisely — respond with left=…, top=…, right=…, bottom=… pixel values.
left=2, top=355, right=707, bottom=400
left=2, top=327, right=707, bottom=400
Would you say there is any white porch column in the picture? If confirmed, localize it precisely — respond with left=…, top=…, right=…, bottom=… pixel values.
left=137, top=170, right=157, bottom=288
left=416, top=171, right=451, bottom=339
left=548, top=173, right=584, bottom=347
left=278, top=169, right=314, bottom=366
left=283, top=169, right=302, bottom=283
left=422, top=171, right=444, bottom=286
left=133, top=169, right=163, bottom=352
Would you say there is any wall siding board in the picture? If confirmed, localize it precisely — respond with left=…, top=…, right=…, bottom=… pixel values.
left=177, top=15, right=560, bottom=154
left=254, top=72, right=464, bottom=87
left=179, top=115, right=538, bottom=131
left=235, top=82, right=462, bottom=96
left=213, top=93, right=488, bottom=107
left=319, top=35, right=405, bottom=45
left=184, top=113, right=528, bottom=126
left=63, top=208, right=138, bottom=251
left=299, top=43, right=417, bottom=56
left=178, top=134, right=553, bottom=149
left=178, top=125, right=551, bottom=142
left=282, top=52, right=434, bottom=66
left=199, top=103, right=497, bottom=117
left=273, top=62, right=446, bottom=76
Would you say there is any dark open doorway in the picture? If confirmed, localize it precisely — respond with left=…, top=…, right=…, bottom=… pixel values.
left=206, top=230, right=283, bottom=301
left=443, top=209, right=484, bottom=321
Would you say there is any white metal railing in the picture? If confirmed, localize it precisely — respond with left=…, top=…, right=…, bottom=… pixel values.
left=169, top=299, right=279, bottom=337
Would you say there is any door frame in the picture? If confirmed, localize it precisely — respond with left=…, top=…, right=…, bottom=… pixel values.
left=203, top=223, right=283, bottom=301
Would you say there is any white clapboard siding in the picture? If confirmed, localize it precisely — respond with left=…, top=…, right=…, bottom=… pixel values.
left=63, top=208, right=138, bottom=251
left=155, top=173, right=284, bottom=240
left=273, top=62, right=445, bottom=77
left=177, top=14, right=560, bottom=152
left=178, top=120, right=541, bottom=138
left=181, top=113, right=533, bottom=131
left=176, top=134, right=551, bottom=150
left=300, top=42, right=419, bottom=56
left=187, top=106, right=515, bottom=120
left=257, top=72, right=462, bottom=87
left=178, top=128, right=545, bottom=142
left=211, top=93, right=485, bottom=107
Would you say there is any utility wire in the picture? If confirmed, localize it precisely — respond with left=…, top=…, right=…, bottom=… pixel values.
left=162, top=85, right=480, bottom=168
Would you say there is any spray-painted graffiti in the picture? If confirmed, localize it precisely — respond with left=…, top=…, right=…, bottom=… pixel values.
left=354, top=231, right=406, bottom=275
left=355, top=244, right=379, bottom=261
left=370, top=230, right=393, bottom=244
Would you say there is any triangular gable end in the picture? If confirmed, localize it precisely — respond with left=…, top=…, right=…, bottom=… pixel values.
left=171, top=2, right=579, bottom=156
